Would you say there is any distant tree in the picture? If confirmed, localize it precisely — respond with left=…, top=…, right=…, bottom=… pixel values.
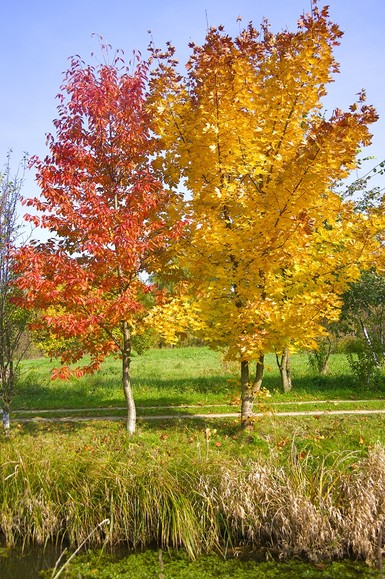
left=308, top=160, right=385, bottom=380
left=342, top=160, right=385, bottom=376
left=338, top=270, right=385, bottom=386
left=14, top=48, right=183, bottom=435
left=0, top=153, right=28, bottom=435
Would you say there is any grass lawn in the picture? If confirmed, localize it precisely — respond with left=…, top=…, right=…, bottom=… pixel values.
left=4, top=345, right=385, bottom=458
left=14, top=346, right=385, bottom=407
left=15, top=347, right=237, bottom=410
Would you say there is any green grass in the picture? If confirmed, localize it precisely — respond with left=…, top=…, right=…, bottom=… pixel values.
left=6, top=345, right=385, bottom=462
left=12, top=347, right=385, bottom=414
left=2, top=420, right=385, bottom=565
left=4, top=411, right=385, bottom=463
left=3, top=346, right=385, bottom=568
left=14, top=347, right=238, bottom=410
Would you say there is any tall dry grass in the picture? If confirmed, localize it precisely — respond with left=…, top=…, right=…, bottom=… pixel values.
left=1, top=439, right=385, bottom=564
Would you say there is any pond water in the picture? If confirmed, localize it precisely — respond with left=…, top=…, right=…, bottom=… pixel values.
left=0, top=545, right=378, bottom=578
left=0, top=544, right=62, bottom=578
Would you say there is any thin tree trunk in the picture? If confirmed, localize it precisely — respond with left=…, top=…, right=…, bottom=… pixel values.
left=240, top=360, right=252, bottom=426
left=1, top=365, right=12, bottom=436
left=2, top=404, right=10, bottom=436
left=254, top=355, right=265, bottom=392
left=360, top=320, right=380, bottom=367
left=276, top=348, right=292, bottom=393
left=122, top=321, right=136, bottom=435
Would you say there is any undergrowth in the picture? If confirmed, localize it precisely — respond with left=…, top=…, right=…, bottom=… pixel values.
left=2, top=421, right=385, bottom=564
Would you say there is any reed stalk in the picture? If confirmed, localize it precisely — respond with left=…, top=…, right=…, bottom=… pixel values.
left=1, top=435, right=385, bottom=564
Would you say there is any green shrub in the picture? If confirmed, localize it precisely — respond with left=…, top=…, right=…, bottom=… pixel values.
left=307, top=337, right=333, bottom=375
left=131, top=329, right=159, bottom=356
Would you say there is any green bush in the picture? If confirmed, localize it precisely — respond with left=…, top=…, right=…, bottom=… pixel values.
left=131, top=329, right=159, bottom=356
left=307, top=337, right=333, bottom=375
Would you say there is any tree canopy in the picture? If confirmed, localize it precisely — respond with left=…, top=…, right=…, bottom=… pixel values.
left=148, top=3, right=383, bottom=421
left=14, top=49, right=183, bottom=433
left=13, top=4, right=385, bottom=428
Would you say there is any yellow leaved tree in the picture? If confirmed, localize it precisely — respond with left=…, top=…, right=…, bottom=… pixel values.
left=149, top=3, right=383, bottom=424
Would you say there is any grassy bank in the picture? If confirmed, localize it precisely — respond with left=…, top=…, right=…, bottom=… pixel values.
left=2, top=347, right=385, bottom=566
left=2, top=419, right=385, bottom=565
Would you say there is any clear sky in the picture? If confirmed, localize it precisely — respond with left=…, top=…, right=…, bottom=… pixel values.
left=1, top=0, right=385, bottom=197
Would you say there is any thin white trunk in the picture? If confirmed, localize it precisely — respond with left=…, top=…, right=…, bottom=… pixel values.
left=1, top=366, right=12, bottom=436
left=361, top=321, right=380, bottom=367
left=2, top=409, right=10, bottom=436
left=122, top=321, right=136, bottom=435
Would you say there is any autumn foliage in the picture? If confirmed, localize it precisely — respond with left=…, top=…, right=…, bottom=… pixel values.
left=149, top=4, right=383, bottom=420
left=14, top=48, right=183, bottom=432
left=13, top=4, right=385, bottom=429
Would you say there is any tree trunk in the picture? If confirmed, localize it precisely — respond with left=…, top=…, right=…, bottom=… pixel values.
left=122, top=321, right=136, bottom=435
left=240, top=356, right=266, bottom=428
left=240, top=360, right=252, bottom=426
left=276, top=348, right=292, bottom=393
left=360, top=320, right=381, bottom=367
left=253, top=355, right=265, bottom=392
left=2, top=405, right=10, bottom=437
left=1, top=365, right=13, bottom=436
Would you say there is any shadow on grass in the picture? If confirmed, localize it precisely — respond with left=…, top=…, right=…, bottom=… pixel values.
left=5, top=419, right=92, bottom=438
left=261, top=371, right=385, bottom=400
left=3, top=414, right=245, bottom=443
left=13, top=359, right=385, bottom=413
left=13, top=373, right=235, bottom=410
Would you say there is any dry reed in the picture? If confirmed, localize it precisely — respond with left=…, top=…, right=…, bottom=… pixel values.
left=1, top=439, right=385, bottom=564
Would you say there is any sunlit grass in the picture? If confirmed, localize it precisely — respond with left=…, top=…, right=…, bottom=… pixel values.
left=15, top=347, right=238, bottom=410
left=3, top=347, right=385, bottom=567
left=13, top=348, right=385, bottom=414
left=2, top=420, right=385, bottom=565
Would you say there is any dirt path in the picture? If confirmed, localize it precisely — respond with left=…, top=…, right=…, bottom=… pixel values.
left=5, top=400, right=385, bottom=423
left=8, top=398, right=385, bottom=414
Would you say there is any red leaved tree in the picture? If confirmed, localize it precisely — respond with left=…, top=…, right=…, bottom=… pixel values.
left=14, top=46, right=183, bottom=434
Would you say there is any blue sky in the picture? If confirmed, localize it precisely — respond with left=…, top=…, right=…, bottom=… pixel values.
left=2, top=0, right=385, bottom=197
